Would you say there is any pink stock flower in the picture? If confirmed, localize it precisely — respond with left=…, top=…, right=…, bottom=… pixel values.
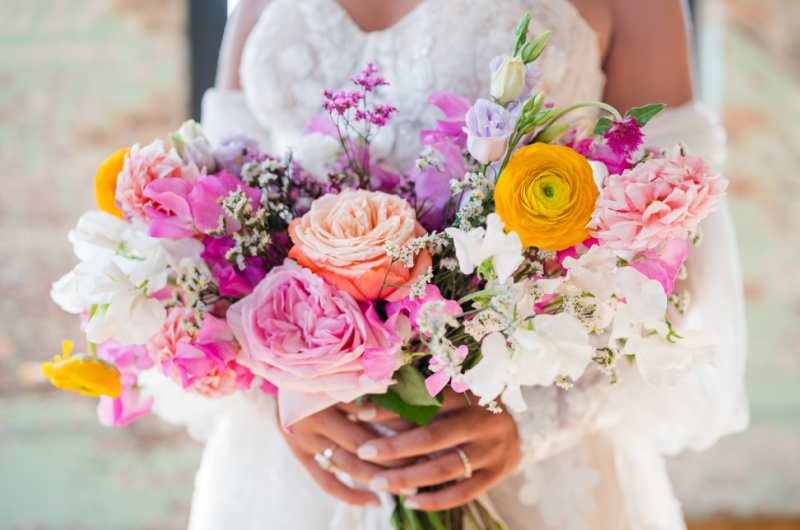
left=116, top=139, right=198, bottom=223
left=189, top=171, right=262, bottom=234
left=148, top=307, right=252, bottom=398
left=589, top=146, right=727, bottom=252
left=425, top=345, right=470, bottom=397
left=227, top=260, right=403, bottom=429
left=628, top=238, right=690, bottom=296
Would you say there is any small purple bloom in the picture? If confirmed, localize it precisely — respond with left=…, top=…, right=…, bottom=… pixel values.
left=463, top=99, right=514, bottom=165
left=604, top=116, right=644, bottom=158
left=213, top=133, right=261, bottom=176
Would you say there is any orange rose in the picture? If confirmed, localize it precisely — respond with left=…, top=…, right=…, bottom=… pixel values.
left=288, top=189, right=432, bottom=302
left=94, top=148, right=130, bottom=219
left=495, top=143, right=598, bottom=250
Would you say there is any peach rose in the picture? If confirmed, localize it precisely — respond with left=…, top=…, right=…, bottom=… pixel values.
left=288, top=189, right=432, bottom=302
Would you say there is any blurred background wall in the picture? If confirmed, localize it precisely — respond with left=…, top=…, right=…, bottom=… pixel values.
left=0, top=0, right=798, bottom=528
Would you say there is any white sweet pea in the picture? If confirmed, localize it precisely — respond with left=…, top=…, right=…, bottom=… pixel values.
left=86, top=290, right=167, bottom=345
left=589, top=160, right=609, bottom=191
left=69, top=211, right=131, bottom=262
left=464, top=313, right=593, bottom=412
left=294, top=132, right=342, bottom=183
left=611, top=266, right=669, bottom=340
left=50, top=270, right=86, bottom=314
left=545, top=245, right=619, bottom=300
left=445, top=213, right=524, bottom=283
left=624, top=328, right=718, bottom=386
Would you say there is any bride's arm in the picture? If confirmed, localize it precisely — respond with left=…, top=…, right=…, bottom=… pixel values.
left=215, top=0, right=271, bottom=90
left=602, top=0, right=695, bottom=111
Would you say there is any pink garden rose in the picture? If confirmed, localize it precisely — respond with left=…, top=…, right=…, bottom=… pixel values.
left=148, top=307, right=253, bottom=398
left=227, top=260, right=403, bottom=429
left=116, top=139, right=198, bottom=223
left=288, top=189, right=432, bottom=302
left=589, top=146, right=727, bottom=252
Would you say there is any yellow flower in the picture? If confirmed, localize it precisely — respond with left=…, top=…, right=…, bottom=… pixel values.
left=495, top=143, right=598, bottom=251
left=40, top=340, right=122, bottom=398
left=94, top=148, right=130, bottom=219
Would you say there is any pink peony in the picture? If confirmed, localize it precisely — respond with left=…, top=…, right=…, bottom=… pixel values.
left=588, top=146, right=727, bottom=252
left=116, top=139, right=198, bottom=223
left=227, top=260, right=403, bottom=429
left=147, top=307, right=252, bottom=398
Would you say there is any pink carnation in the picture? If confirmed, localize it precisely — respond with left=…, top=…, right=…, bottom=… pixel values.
left=116, top=139, right=198, bottom=223
left=588, top=147, right=727, bottom=252
left=227, top=260, right=403, bottom=429
left=147, top=307, right=252, bottom=398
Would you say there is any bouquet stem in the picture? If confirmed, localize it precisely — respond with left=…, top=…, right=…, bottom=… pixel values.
left=392, top=495, right=502, bottom=530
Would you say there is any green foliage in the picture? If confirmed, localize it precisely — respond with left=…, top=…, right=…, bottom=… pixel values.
left=593, top=116, right=614, bottom=136
left=625, top=103, right=667, bottom=126
left=370, top=365, right=443, bottom=426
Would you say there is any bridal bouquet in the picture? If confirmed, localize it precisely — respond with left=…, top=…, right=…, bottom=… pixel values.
left=44, top=12, right=726, bottom=529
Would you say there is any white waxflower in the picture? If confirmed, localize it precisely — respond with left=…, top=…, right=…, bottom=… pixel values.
left=293, top=132, right=342, bottom=183
left=624, top=328, right=718, bottom=386
left=611, top=266, right=669, bottom=341
left=445, top=213, right=524, bottom=283
left=464, top=313, right=593, bottom=412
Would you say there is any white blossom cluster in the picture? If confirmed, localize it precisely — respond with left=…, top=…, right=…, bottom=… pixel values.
left=416, top=300, right=465, bottom=384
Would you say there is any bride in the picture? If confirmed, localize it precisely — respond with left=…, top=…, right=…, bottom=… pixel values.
left=147, top=0, right=748, bottom=528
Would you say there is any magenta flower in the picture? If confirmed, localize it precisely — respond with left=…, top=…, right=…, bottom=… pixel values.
left=201, top=236, right=267, bottom=297
left=143, top=177, right=195, bottom=238
left=188, top=171, right=262, bottom=234
left=95, top=339, right=154, bottom=427
left=604, top=116, right=644, bottom=158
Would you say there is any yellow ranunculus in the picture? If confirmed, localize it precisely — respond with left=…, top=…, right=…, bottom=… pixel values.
left=94, top=148, right=130, bottom=219
left=495, top=143, right=599, bottom=251
left=40, top=340, right=122, bottom=398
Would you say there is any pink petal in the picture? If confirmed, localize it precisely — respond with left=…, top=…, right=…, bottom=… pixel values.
left=425, top=370, right=449, bottom=397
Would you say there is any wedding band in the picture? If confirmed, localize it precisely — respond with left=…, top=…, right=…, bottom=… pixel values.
left=314, top=444, right=339, bottom=473
left=454, top=447, right=473, bottom=479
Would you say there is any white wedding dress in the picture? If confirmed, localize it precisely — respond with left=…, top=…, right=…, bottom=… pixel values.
left=143, top=0, right=749, bottom=528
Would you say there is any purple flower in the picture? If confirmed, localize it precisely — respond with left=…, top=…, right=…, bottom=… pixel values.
left=463, top=99, right=514, bottom=165
left=213, top=133, right=261, bottom=175
left=201, top=236, right=267, bottom=297
left=604, top=116, right=644, bottom=158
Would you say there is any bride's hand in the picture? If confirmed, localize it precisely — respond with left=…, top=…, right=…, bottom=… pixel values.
left=278, top=405, right=389, bottom=506
left=354, top=390, right=521, bottom=511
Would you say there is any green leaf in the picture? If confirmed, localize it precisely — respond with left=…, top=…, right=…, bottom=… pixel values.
left=392, top=365, right=442, bottom=407
left=521, top=30, right=552, bottom=64
left=369, top=389, right=440, bottom=427
left=593, top=116, right=613, bottom=136
left=625, top=103, right=667, bottom=126
left=513, top=13, right=532, bottom=57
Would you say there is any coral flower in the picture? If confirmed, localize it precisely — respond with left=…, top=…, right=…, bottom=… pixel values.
left=288, top=189, right=432, bottom=302
left=495, top=143, right=599, bottom=251
left=40, top=340, right=122, bottom=398
left=94, top=148, right=130, bottom=219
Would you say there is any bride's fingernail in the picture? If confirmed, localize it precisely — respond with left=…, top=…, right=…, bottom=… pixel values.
left=357, top=406, right=377, bottom=421
left=404, top=499, right=421, bottom=509
left=399, top=488, right=417, bottom=496
left=369, top=477, right=389, bottom=491
left=357, top=444, right=378, bottom=459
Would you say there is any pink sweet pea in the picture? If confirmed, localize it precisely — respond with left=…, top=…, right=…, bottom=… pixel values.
left=628, top=238, right=690, bottom=296
left=95, top=340, right=154, bottom=427
left=425, top=345, right=470, bottom=397
left=386, top=284, right=461, bottom=331
left=143, top=177, right=195, bottom=238
left=188, top=171, right=262, bottom=234
left=201, top=236, right=267, bottom=297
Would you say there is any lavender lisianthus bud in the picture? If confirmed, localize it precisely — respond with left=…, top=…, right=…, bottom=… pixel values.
left=463, top=99, right=514, bottom=165
left=213, top=133, right=261, bottom=176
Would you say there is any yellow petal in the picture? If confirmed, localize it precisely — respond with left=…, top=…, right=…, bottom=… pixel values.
left=94, top=148, right=130, bottom=219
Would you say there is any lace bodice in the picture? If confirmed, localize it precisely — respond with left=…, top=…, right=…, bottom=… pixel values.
left=240, top=0, right=605, bottom=170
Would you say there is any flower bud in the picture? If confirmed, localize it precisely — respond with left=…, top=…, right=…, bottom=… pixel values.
left=490, top=56, right=527, bottom=105
left=169, top=119, right=208, bottom=156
